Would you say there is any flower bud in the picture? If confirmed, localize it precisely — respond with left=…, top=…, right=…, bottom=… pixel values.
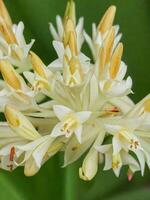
left=0, top=0, right=12, bottom=27
left=109, top=43, right=123, bottom=79
left=0, top=60, right=21, bottom=90
left=5, top=105, right=40, bottom=140
left=0, top=16, right=16, bottom=44
left=64, top=0, right=76, bottom=25
left=29, top=51, right=47, bottom=79
left=98, top=5, right=116, bottom=34
left=79, top=148, right=98, bottom=181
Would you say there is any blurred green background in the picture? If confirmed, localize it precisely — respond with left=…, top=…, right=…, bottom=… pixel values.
left=0, top=0, right=150, bottom=199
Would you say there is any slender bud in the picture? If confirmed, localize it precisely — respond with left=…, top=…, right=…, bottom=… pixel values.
left=98, top=5, right=116, bottom=34
left=79, top=148, right=98, bottom=181
left=0, top=16, right=16, bottom=44
left=5, top=105, right=40, bottom=140
left=64, top=0, right=76, bottom=25
left=103, top=27, right=115, bottom=64
left=0, top=60, right=21, bottom=90
left=69, top=31, right=78, bottom=56
left=64, top=18, right=75, bottom=47
left=109, top=43, right=123, bottom=79
left=5, top=106, right=20, bottom=127
left=29, top=51, right=47, bottom=79
left=0, top=0, right=12, bottom=27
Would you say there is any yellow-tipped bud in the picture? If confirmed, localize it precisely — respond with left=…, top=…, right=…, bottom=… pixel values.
left=69, top=31, right=78, bottom=56
left=0, top=16, right=16, bottom=44
left=4, top=105, right=40, bottom=140
left=144, top=99, right=150, bottom=112
left=64, top=0, right=76, bottom=25
left=0, top=60, right=21, bottom=90
left=0, top=0, right=12, bottom=27
left=98, top=5, right=116, bottom=34
left=29, top=51, right=47, bottom=79
left=103, top=27, right=115, bottom=64
left=5, top=105, right=20, bottom=127
left=109, top=43, right=123, bottom=79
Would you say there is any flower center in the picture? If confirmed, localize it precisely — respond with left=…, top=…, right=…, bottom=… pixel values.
left=61, top=115, right=79, bottom=136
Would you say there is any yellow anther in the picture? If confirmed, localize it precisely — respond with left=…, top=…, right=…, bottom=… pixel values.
left=0, top=0, right=12, bottom=27
left=112, top=153, right=121, bottom=169
left=130, top=139, right=139, bottom=149
left=0, top=16, right=17, bottom=44
left=109, top=43, right=123, bottom=79
left=98, top=5, right=116, bottom=34
left=0, top=60, right=21, bottom=90
left=29, top=51, right=47, bottom=79
left=103, top=27, right=115, bottom=64
left=144, top=99, right=150, bottom=112
left=5, top=105, right=20, bottom=127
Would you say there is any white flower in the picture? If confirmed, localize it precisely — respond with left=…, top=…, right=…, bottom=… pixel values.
left=51, top=105, right=91, bottom=143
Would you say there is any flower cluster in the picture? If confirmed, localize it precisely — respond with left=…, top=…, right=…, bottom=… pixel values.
left=0, top=0, right=150, bottom=181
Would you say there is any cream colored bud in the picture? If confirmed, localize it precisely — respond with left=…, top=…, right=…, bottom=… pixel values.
left=109, top=43, right=123, bottom=79
left=5, top=106, right=20, bottom=127
left=0, top=60, right=21, bottom=90
left=5, top=105, right=40, bottom=140
left=79, top=149, right=98, bottom=181
left=69, top=31, right=78, bottom=56
left=98, top=5, right=116, bottom=34
left=64, top=18, right=75, bottom=47
left=64, top=0, right=76, bottom=25
left=0, top=16, right=16, bottom=44
left=103, top=27, right=115, bottom=64
left=29, top=51, right=47, bottom=79
left=0, top=0, right=12, bottom=27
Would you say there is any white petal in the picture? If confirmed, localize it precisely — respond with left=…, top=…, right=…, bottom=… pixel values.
left=75, top=125, right=82, bottom=143
left=56, top=15, right=64, bottom=39
left=53, top=105, right=72, bottom=120
left=75, top=111, right=91, bottom=123
left=51, top=122, right=63, bottom=137
left=33, top=137, right=52, bottom=168
left=112, top=136, right=122, bottom=154
left=49, top=23, right=59, bottom=40
left=53, top=41, right=64, bottom=61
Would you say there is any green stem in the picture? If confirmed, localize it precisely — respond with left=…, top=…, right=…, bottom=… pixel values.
left=64, top=165, right=78, bottom=200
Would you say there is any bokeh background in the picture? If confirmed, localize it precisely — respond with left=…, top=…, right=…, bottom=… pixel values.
left=1, top=0, right=150, bottom=199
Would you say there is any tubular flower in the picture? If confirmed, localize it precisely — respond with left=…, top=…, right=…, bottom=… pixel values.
left=0, top=0, right=149, bottom=182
